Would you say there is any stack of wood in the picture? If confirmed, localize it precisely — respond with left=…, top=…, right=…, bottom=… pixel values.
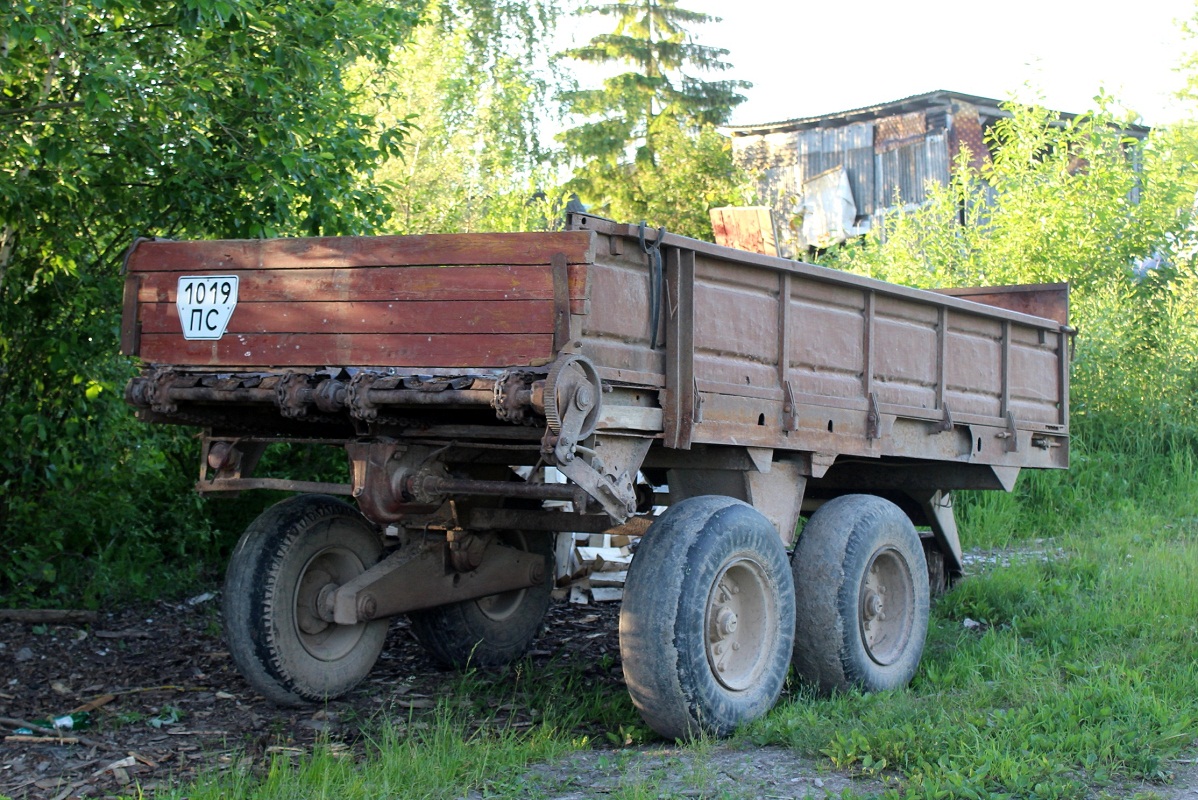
left=553, top=517, right=653, bottom=604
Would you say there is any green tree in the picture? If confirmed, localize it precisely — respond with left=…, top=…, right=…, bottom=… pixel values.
left=369, top=0, right=569, bottom=234
left=825, top=100, right=1198, bottom=440
left=0, top=0, right=423, bottom=602
left=558, top=0, right=750, bottom=229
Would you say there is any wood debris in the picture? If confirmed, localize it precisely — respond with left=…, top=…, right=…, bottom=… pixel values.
left=557, top=522, right=650, bottom=603
left=0, top=609, right=98, bottom=624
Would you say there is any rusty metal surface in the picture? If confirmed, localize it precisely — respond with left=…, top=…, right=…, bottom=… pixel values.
left=936, top=283, right=1070, bottom=327
left=569, top=215, right=1068, bottom=481
left=329, top=539, right=546, bottom=623
left=123, top=216, right=1070, bottom=530
left=875, top=134, right=951, bottom=212
left=875, top=112, right=928, bottom=154
left=948, top=102, right=991, bottom=172
left=663, top=248, right=697, bottom=448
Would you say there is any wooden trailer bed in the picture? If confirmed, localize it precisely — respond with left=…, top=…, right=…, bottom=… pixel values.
left=120, top=212, right=1070, bottom=738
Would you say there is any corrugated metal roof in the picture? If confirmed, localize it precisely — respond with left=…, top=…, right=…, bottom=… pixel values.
left=725, top=89, right=1151, bottom=139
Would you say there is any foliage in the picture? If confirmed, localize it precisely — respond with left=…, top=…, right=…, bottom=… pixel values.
left=0, top=0, right=424, bottom=603
left=603, top=121, right=751, bottom=239
left=557, top=0, right=751, bottom=231
left=369, top=0, right=570, bottom=234
left=822, top=100, right=1198, bottom=452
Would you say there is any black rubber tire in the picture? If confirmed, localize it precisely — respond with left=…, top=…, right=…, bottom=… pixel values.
left=791, top=494, right=930, bottom=695
left=408, top=530, right=555, bottom=669
left=222, top=494, right=388, bottom=706
left=620, top=496, right=796, bottom=740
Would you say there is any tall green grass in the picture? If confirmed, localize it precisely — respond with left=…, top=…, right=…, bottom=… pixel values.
left=957, top=417, right=1198, bottom=549
left=163, top=658, right=642, bottom=800
left=159, top=441, right=1198, bottom=800
left=172, top=711, right=575, bottom=800
left=750, top=443, right=1198, bottom=799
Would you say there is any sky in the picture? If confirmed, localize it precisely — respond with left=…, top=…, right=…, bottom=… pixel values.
left=572, top=0, right=1198, bottom=128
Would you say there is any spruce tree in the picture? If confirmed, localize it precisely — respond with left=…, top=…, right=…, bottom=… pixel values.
left=558, top=0, right=749, bottom=212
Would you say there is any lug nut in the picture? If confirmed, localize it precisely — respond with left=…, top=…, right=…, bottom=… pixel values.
left=357, top=593, right=378, bottom=621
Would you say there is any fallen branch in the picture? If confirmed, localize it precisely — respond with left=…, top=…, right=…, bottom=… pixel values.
left=0, top=609, right=98, bottom=624
left=0, top=716, right=103, bottom=748
left=4, top=734, right=80, bottom=744
left=94, top=629, right=151, bottom=639
left=70, top=694, right=116, bottom=714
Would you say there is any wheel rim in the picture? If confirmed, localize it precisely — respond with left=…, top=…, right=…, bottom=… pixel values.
left=858, top=546, right=915, bottom=666
left=474, top=531, right=531, bottom=622
left=705, top=556, right=776, bottom=692
left=293, top=545, right=369, bottom=662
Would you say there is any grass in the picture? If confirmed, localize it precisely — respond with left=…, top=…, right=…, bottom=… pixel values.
left=749, top=525, right=1198, bottom=797
left=162, top=659, right=644, bottom=800
left=745, top=443, right=1198, bottom=799
left=160, top=435, right=1198, bottom=800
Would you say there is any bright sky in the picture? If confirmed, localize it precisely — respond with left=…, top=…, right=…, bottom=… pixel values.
left=634, top=0, right=1197, bottom=127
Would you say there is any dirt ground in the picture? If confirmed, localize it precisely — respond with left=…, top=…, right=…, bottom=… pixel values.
left=2, top=594, right=1197, bottom=800
left=0, top=594, right=628, bottom=799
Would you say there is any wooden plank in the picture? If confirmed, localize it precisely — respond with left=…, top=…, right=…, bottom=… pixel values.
left=552, top=252, right=570, bottom=350
left=121, top=273, right=141, bottom=356
left=708, top=207, right=778, bottom=256
left=138, top=265, right=541, bottom=302
left=138, top=300, right=555, bottom=336
left=137, top=332, right=555, bottom=368
left=125, top=231, right=596, bottom=272
left=135, top=265, right=590, bottom=313
left=936, top=283, right=1069, bottom=327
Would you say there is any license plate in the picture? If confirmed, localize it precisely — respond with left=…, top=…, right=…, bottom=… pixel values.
left=176, top=275, right=239, bottom=340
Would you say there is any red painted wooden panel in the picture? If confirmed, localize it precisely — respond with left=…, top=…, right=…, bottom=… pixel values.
left=139, top=300, right=554, bottom=335
left=126, top=231, right=596, bottom=272
left=136, top=265, right=549, bottom=302
left=135, top=265, right=589, bottom=314
left=137, top=332, right=555, bottom=368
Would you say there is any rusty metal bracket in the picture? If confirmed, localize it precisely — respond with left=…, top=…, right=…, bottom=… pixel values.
left=866, top=392, right=881, bottom=440
left=555, top=455, right=637, bottom=521
left=276, top=373, right=312, bottom=419
left=782, top=380, right=798, bottom=432
left=1031, top=433, right=1062, bottom=450
left=551, top=252, right=571, bottom=352
left=347, top=373, right=380, bottom=421
left=995, top=411, right=1019, bottom=452
left=934, top=402, right=954, bottom=433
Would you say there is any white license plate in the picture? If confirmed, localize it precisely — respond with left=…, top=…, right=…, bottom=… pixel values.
left=176, top=275, right=239, bottom=340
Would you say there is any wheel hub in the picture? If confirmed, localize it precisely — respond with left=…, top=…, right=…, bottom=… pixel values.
left=863, top=589, right=885, bottom=621
left=705, top=557, right=775, bottom=692
left=858, top=547, right=914, bottom=666
left=296, top=569, right=334, bottom=636
left=474, top=531, right=534, bottom=623
left=293, top=547, right=369, bottom=662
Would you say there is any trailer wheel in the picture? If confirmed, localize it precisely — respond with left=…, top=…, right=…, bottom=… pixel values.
left=620, top=496, right=795, bottom=740
left=791, top=494, right=929, bottom=695
left=408, top=530, right=555, bottom=669
left=223, top=494, right=388, bottom=706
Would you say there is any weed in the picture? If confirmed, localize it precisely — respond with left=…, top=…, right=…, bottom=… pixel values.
left=753, top=495, right=1198, bottom=798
